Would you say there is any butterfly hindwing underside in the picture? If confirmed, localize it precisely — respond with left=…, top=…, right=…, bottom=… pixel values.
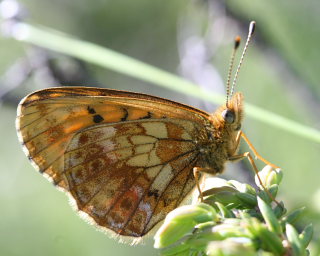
left=16, top=87, right=215, bottom=239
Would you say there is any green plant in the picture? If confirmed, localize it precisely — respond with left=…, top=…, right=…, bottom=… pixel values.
left=154, top=166, right=313, bottom=256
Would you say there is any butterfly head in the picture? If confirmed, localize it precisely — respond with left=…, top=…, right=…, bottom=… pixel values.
left=211, top=92, right=243, bottom=133
left=222, top=92, right=243, bottom=131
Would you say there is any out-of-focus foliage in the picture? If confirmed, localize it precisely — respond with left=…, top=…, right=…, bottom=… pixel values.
left=154, top=166, right=312, bottom=255
left=0, top=0, right=319, bottom=255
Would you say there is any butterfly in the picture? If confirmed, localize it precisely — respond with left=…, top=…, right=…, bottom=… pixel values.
left=16, top=21, right=278, bottom=242
left=16, top=86, right=227, bottom=238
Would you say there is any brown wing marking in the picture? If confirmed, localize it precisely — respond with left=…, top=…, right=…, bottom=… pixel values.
left=75, top=149, right=198, bottom=237
left=64, top=119, right=202, bottom=237
left=142, top=155, right=198, bottom=235
left=20, top=87, right=210, bottom=122
left=119, top=152, right=199, bottom=237
left=17, top=87, right=209, bottom=141
left=16, top=89, right=207, bottom=190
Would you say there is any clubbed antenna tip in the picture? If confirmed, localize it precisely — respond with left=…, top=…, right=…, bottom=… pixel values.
left=249, top=21, right=256, bottom=35
left=234, top=36, right=241, bottom=49
left=229, top=21, right=256, bottom=100
left=225, top=36, right=241, bottom=107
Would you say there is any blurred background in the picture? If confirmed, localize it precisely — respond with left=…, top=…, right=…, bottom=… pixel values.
left=0, top=0, right=320, bottom=255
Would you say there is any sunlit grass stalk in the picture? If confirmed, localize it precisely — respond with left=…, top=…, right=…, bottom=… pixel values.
left=10, top=22, right=320, bottom=143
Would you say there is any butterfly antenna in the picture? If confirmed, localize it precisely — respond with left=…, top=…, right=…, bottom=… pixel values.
left=226, top=36, right=241, bottom=108
left=230, top=21, right=256, bottom=98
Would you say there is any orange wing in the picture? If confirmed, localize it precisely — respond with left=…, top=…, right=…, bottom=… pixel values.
left=16, top=87, right=210, bottom=239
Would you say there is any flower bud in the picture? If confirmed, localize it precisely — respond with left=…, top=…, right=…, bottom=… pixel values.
left=255, top=165, right=283, bottom=188
left=154, top=203, right=216, bottom=248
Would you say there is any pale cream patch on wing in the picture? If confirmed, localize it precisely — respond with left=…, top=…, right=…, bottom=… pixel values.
left=135, top=144, right=154, bottom=154
left=141, top=122, right=168, bottom=138
left=174, top=119, right=197, bottom=133
left=145, top=165, right=162, bottom=180
left=113, top=148, right=134, bottom=160
left=149, top=164, right=174, bottom=193
left=126, top=154, right=150, bottom=167
left=114, top=135, right=131, bottom=148
left=126, top=135, right=161, bottom=167
left=181, top=131, right=192, bottom=140
left=170, top=119, right=197, bottom=140
left=130, top=135, right=157, bottom=145
left=147, top=148, right=160, bottom=166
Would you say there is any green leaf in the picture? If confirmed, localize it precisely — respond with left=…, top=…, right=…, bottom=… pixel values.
left=194, top=221, right=216, bottom=232
left=273, top=201, right=287, bottom=218
left=286, top=224, right=306, bottom=256
left=235, top=192, right=257, bottom=207
left=282, top=207, right=306, bottom=225
left=205, top=223, right=247, bottom=240
left=248, top=220, right=285, bottom=255
left=158, top=240, right=192, bottom=256
left=215, top=202, right=235, bottom=218
left=243, top=184, right=257, bottom=196
left=299, top=224, right=313, bottom=248
left=268, top=184, right=279, bottom=198
left=227, top=181, right=256, bottom=196
left=257, top=197, right=282, bottom=234
left=257, top=189, right=272, bottom=205
left=202, top=186, right=239, bottom=196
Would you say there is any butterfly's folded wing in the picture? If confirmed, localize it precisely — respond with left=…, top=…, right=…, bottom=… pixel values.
left=64, top=120, right=201, bottom=237
left=16, top=87, right=210, bottom=238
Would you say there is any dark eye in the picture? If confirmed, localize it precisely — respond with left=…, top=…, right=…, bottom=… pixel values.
left=221, top=109, right=235, bottom=124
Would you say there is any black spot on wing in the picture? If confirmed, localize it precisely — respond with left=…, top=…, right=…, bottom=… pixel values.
left=148, top=189, right=160, bottom=200
left=93, top=114, right=104, bottom=123
left=140, top=111, right=152, bottom=120
left=87, top=106, right=96, bottom=114
left=121, top=108, right=129, bottom=121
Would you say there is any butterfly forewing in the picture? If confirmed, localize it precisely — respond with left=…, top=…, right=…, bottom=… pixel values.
left=16, top=87, right=211, bottom=238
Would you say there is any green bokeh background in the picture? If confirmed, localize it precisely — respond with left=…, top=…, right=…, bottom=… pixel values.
left=0, top=0, right=319, bottom=255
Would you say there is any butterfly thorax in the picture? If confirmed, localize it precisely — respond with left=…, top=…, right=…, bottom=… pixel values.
left=196, top=92, right=244, bottom=174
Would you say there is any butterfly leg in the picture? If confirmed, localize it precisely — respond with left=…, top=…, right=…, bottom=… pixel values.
left=229, top=152, right=265, bottom=188
left=193, top=167, right=216, bottom=202
left=193, top=168, right=203, bottom=202
left=229, top=152, right=280, bottom=206
left=240, top=131, right=279, bottom=169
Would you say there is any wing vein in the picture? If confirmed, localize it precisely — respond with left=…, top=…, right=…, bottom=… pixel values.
left=140, top=153, right=199, bottom=235
left=119, top=151, right=199, bottom=235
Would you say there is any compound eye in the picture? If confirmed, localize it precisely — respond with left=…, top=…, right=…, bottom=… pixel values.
left=221, top=109, right=235, bottom=124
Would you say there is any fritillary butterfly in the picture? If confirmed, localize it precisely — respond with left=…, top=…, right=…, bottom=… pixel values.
left=16, top=21, right=278, bottom=242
